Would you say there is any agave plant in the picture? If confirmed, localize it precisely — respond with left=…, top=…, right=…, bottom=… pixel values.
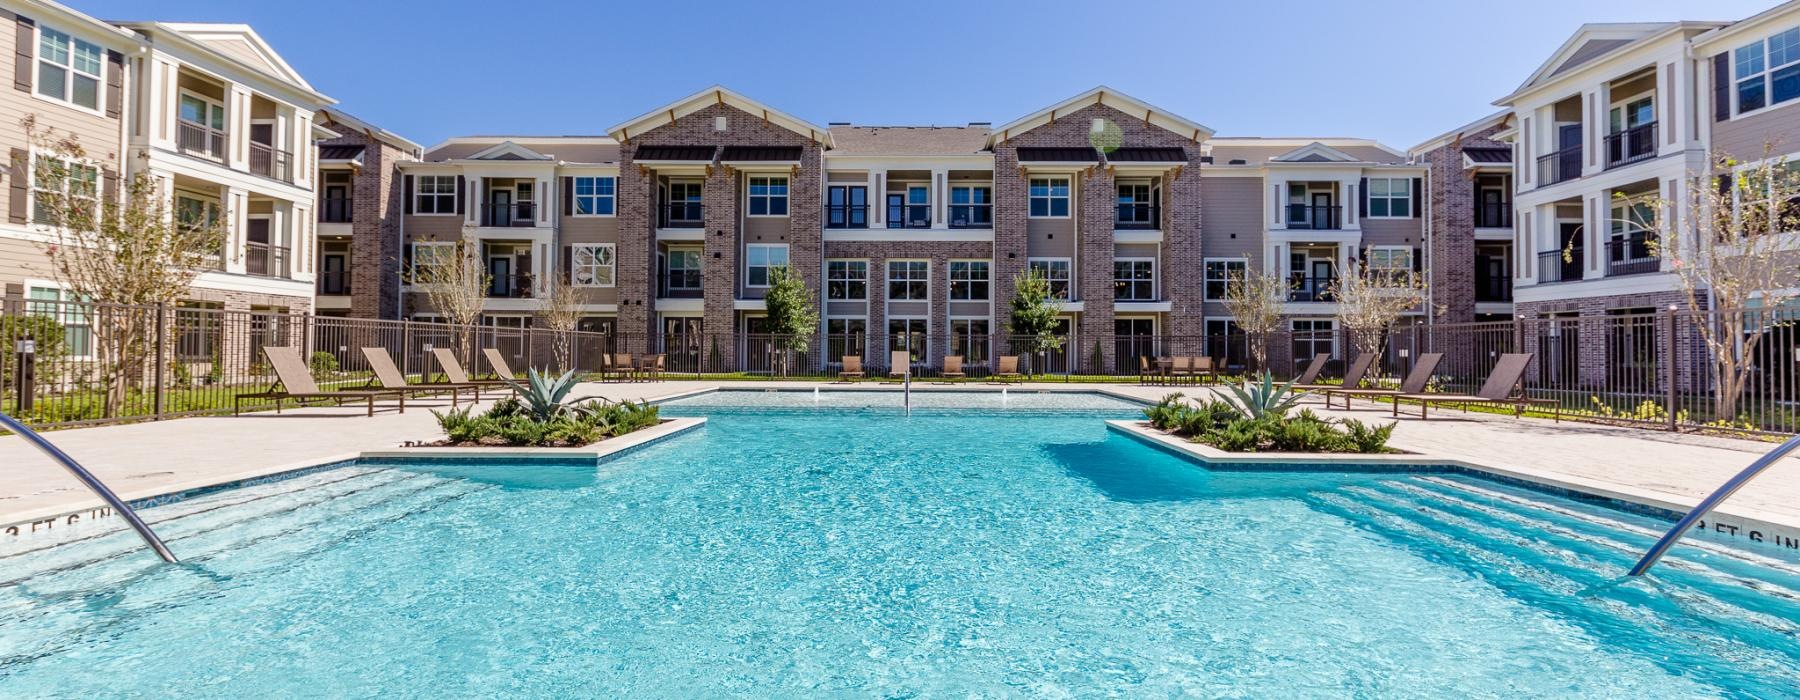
left=502, top=367, right=583, bottom=421
left=1224, top=371, right=1303, bottom=421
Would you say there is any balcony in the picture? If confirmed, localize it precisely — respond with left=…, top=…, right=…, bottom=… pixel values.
left=1605, top=122, right=1658, bottom=169
left=886, top=204, right=931, bottom=229
left=826, top=203, right=869, bottom=229
left=1606, top=236, right=1658, bottom=277
left=1476, top=201, right=1512, bottom=229
left=1288, top=275, right=1335, bottom=302
left=482, top=202, right=538, bottom=228
left=1536, top=146, right=1581, bottom=186
left=486, top=273, right=535, bottom=299
left=177, top=120, right=227, bottom=161
left=249, top=142, right=292, bottom=183
left=320, top=197, right=353, bottom=224
left=949, top=204, right=992, bottom=229
left=658, top=271, right=703, bottom=299
left=661, top=202, right=704, bottom=229
left=316, top=270, right=351, bottom=296
left=1115, top=203, right=1160, bottom=230
left=1475, top=273, right=1512, bottom=303
left=1286, top=204, right=1342, bottom=231
left=1537, top=249, right=1583, bottom=284
left=244, top=242, right=290, bottom=279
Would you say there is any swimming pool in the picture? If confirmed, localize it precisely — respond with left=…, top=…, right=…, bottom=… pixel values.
left=2, top=391, right=1797, bottom=695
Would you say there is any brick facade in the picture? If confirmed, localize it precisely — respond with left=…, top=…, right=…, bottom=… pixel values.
left=317, top=118, right=408, bottom=320
left=1420, top=123, right=1510, bottom=325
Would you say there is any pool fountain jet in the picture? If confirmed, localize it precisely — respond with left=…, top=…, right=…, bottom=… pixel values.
left=813, top=386, right=820, bottom=403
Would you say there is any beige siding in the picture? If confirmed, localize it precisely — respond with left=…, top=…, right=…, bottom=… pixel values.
left=1199, top=176, right=1263, bottom=261
left=404, top=215, right=462, bottom=240
left=1714, top=103, right=1800, bottom=163
left=1361, top=217, right=1422, bottom=248
left=559, top=215, right=618, bottom=244
left=0, top=234, right=53, bottom=285
left=0, top=11, right=125, bottom=225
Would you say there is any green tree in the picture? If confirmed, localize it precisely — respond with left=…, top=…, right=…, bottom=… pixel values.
left=762, top=266, right=818, bottom=376
left=1008, top=267, right=1065, bottom=375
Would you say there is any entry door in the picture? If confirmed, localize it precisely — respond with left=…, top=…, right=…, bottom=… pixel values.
left=322, top=254, right=347, bottom=294
left=886, top=193, right=906, bottom=228
left=488, top=256, right=512, bottom=297
left=1310, top=191, right=1333, bottom=229
left=490, top=189, right=513, bottom=226
left=1309, top=258, right=1334, bottom=301
left=1558, top=222, right=1583, bottom=281
left=1114, top=318, right=1157, bottom=374
left=663, top=317, right=703, bottom=371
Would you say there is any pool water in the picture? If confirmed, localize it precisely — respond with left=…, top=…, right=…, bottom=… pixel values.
left=2, top=392, right=1798, bottom=696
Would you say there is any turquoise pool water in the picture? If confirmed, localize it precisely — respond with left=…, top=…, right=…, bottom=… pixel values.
left=2, top=391, right=1798, bottom=696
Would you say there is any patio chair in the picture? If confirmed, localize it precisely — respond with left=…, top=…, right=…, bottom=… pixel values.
left=1192, top=357, right=1218, bottom=385
left=481, top=348, right=523, bottom=381
left=887, top=350, right=913, bottom=381
left=234, top=346, right=405, bottom=416
left=1321, top=353, right=1442, bottom=410
left=641, top=354, right=666, bottom=382
left=1287, top=353, right=1330, bottom=386
left=1391, top=353, right=1560, bottom=420
left=359, top=347, right=481, bottom=406
left=430, top=348, right=512, bottom=391
left=1169, top=356, right=1194, bottom=385
left=1293, top=353, right=1375, bottom=392
left=939, top=355, right=966, bottom=383
left=1138, top=356, right=1158, bottom=386
left=991, top=355, right=1023, bottom=384
left=607, top=353, right=634, bottom=382
left=838, top=355, right=865, bottom=383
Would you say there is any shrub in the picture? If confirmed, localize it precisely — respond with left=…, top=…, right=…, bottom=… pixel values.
left=432, top=397, right=660, bottom=447
left=309, top=351, right=340, bottom=379
left=1147, top=392, right=1397, bottom=454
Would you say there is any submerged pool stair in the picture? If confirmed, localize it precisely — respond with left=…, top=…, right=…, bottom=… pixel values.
left=0, top=412, right=178, bottom=564
left=1628, top=433, right=1800, bottom=577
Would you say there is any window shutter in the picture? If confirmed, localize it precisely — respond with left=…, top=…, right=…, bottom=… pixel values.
left=560, top=245, right=571, bottom=284
left=402, top=242, right=414, bottom=282
left=13, top=15, right=32, bottom=94
left=7, top=148, right=27, bottom=224
left=402, top=174, right=414, bottom=214
left=453, top=176, right=465, bottom=216
left=1411, top=177, right=1422, bottom=218
left=1713, top=53, right=1730, bottom=123
left=562, top=177, right=573, bottom=216
left=1358, top=177, right=1368, bottom=218
left=101, top=167, right=118, bottom=205
left=1412, top=247, right=1423, bottom=272
left=104, top=50, right=123, bottom=119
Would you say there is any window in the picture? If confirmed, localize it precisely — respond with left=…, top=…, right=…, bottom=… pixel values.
left=1204, top=259, right=1247, bottom=301
left=1029, top=177, right=1070, bottom=217
left=410, top=241, right=455, bottom=282
left=665, top=249, right=702, bottom=291
left=827, top=260, right=867, bottom=300
left=948, top=260, right=990, bottom=301
left=949, top=185, right=992, bottom=227
left=888, top=260, right=929, bottom=300
left=827, top=185, right=868, bottom=228
left=748, top=176, right=789, bottom=216
left=1367, top=178, right=1410, bottom=217
left=415, top=175, right=457, bottom=214
left=1736, top=27, right=1800, bottom=114
left=26, top=285, right=91, bottom=356
left=827, top=318, right=866, bottom=362
left=745, top=244, right=789, bottom=287
left=35, top=27, right=102, bottom=111
left=174, top=301, right=222, bottom=361
left=30, top=155, right=97, bottom=225
left=950, top=319, right=989, bottom=364
left=1366, top=247, right=1414, bottom=283
left=1117, top=182, right=1157, bottom=226
left=1027, top=258, right=1072, bottom=299
left=1291, top=318, right=1337, bottom=360
left=570, top=244, right=615, bottom=287
left=1113, top=259, right=1156, bottom=301
left=889, top=318, right=928, bottom=362
left=573, top=177, right=615, bottom=216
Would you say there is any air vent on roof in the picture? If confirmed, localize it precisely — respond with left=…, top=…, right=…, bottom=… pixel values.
left=714, top=116, right=728, bottom=132
left=828, top=122, right=851, bottom=126
left=1200, top=156, right=1214, bottom=164
left=968, top=121, right=991, bottom=127
left=1228, top=159, right=1247, bottom=165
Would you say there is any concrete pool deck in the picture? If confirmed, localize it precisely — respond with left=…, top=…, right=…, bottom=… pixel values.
left=3, top=380, right=1799, bottom=556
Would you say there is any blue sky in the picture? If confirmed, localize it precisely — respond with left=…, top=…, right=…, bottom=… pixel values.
left=80, top=0, right=1778, bottom=149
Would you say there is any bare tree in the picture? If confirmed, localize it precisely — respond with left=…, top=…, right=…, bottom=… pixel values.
left=23, top=116, right=226, bottom=416
left=1330, top=249, right=1428, bottom=362
left=1219, top=260, right=1288, bottom=371
left=1640, top=143, right=1800, bottom=420
left=411, top=238, right=489, bottom=362
left=537, top=277, right=583, bottom=373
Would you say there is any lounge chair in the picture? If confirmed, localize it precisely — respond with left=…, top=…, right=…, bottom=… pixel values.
left=234, top=346, right=405, bottom=416
left=1322, top=353, right=1442, bottom=410
left=1293, top=354, right=1374, bottom=392
left=430, top=348, right=512, bottom=391
left=1287, top=353, right=1330, bottom=387
left=887, top=350, right=913, bottom=381
left=360, top=347, right=482, bottom=406
left=991, top=355, right=1023, bottom=384
left=1391, top=353, right=1560, bottom=420
left=481, top=348, right=523, bottom=381
left=1192, top=356, right=1218, bottom=385
left=939, top=355, right=966, bottom=383
left=838, top=355, right=865, bottom=383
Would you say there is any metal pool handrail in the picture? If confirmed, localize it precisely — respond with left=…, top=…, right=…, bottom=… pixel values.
left=0, top=412, right=178, bottom=563
left=1628, top=432, right=1800, bottom=576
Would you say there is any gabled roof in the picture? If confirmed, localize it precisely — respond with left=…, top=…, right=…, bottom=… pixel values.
left=465, top=141, right=554, bottom=161
left=318, top=144, right=366, bottom=165
left=606, top=85, right=830, bottom=146
left=1463, top=147, right=1512, bottom=164
left=317, top=108, right=423, bottom=155
left=826, top=126, right=991, bottom=156
left=126, top=22, right=318, bottom=94
left=1408, top=110, right=1512, bottom=155
left=1270, top=142, right=1363, bottom=163
left=988, top=86, right=1213, bottom=146
left=1497, top=22, right=1724, bottom=104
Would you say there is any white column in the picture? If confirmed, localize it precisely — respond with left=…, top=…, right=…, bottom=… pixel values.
left=1343, top=178, right=1360, bottom=229
left=226, top=83, right=252, bottom=171
left=1582, top=88, right=1604, bottom=177
left=873, top=171, right=885, bottom=226
left=1585, top=193, right=1606, bottom=279
left=931, top=168, right=948, bottom=229
left=466, top=175, right=479, bottom=227
left=146, top=57, right=178, bottom=150
left=222, top=185, right=247, bottom=274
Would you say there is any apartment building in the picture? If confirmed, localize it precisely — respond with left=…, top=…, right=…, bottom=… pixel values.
left=1, top=0, right=336, bottom=345
left=314, top=108, right=421, bottom=319
left=1410, top=111, right=1517, bottom=324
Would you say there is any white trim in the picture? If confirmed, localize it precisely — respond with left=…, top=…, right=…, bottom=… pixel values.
left=606, top=85, right=829, bottom=145
left=1027, top=175, right=1072, bottom=219
left=885, top=258, right=932, bottom=302
left=822, top=229, right=993, bottom=243
left=1026, top=256, right=1074, bottom=300
left=569, top=175, right=617, bottom=218
left=569, top=243, right=616, bottom=288
left=744, top=174, right=790, bottom=218
left=946, top=258, right=992, bottom=302
left=1365, top=177, right=1413, bottom=218
left=29, top=23, right=107, bottom=116
left=1202, top=257, right=1248, bottom=302
left=1112, top=256, right=1158, bottom=302
left=1115, top=301, right=1173, bottom=313
left=412, top=173, right=458, bottom=216
left=743, top=243, right=789, bottom=288
left=825, top=258, right=870, bottom=302
left=1729, top=24, right=1800, bottom=121
left=987, top=86, right=1213, bottom=145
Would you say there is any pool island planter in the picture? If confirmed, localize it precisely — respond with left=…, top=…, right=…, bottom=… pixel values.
left=360, top=417, right=707, bottom=462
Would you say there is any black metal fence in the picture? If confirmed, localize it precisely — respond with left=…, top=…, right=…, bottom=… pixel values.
left=5, top=297, right=1800, bottom=435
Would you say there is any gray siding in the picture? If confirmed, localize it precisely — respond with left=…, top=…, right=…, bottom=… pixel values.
left=1199, top=176, right=1263, bottom=262
left=1360, top=217, right=1423, bottom=249
left=1714, top=103, right=1800, bottom=163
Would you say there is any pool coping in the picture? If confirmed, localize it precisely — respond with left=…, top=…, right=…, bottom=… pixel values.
left=1106, top=420, right=1800, bottom=556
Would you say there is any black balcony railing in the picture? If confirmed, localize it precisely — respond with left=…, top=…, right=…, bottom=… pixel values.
left=1476, top=201, right=1512, bottom=228
left=1606, top=236, right=1659, bottom=276
left=826, top=204, right=869, bottom=229
left=177, top=120, right=226, bottom=161
left=887, top=204, right=931, bottom=229
left=662, top=202, right=704, bottom=228
left=1605, top=121, right=1658, bottom=169
left=1286, top=204, right=1342, bottom=230
left=1475, top=273, right=1512, bottom=302
left=487, top=273, right=535, bottom=299
left=249, top=142, right=292, bottom=182
left=658, top=270, right=703, bottom=298
left=244, top=243, right=290, bottom=279
left=1288, top=275, right=1335, bottom=302
left=1116, top=203, right=1160, bottom=230
left=1537, top=146, right=1582, bottom=185
left=482, top=202, right=538, bottom=227
left=949, top=204, right=992, bottom=229
left=316, top=270, right=351, bottom=296
left=1537, top=249, right=1583, bottom=283
left=320, top=197, right=353, bottom=224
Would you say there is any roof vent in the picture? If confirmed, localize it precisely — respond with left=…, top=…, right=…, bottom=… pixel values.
left=828, top=121, right=851, bottom=126
left=714, top=116, right=728, bottom=132
left=968, top=121, right=991, bottom=127
left=1091, top=118, right=1106, bottom=134
left=1200, top=156, right=1214, bottom=164
left=1228, top=158, right=1247, bottom=165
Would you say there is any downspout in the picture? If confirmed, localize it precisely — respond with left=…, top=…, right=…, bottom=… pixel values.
left=1423, top=158, right=1435, bottom=325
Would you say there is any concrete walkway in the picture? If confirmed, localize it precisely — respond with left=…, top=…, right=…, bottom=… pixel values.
left=4, top=380, right=1799, bottom=554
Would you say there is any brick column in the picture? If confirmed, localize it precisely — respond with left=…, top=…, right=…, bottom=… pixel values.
left=1078, top=166, right=1116, bottom=370
left=702, top=166, right=738, bottom=351
left=617, top=151, right=653, bottom=339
